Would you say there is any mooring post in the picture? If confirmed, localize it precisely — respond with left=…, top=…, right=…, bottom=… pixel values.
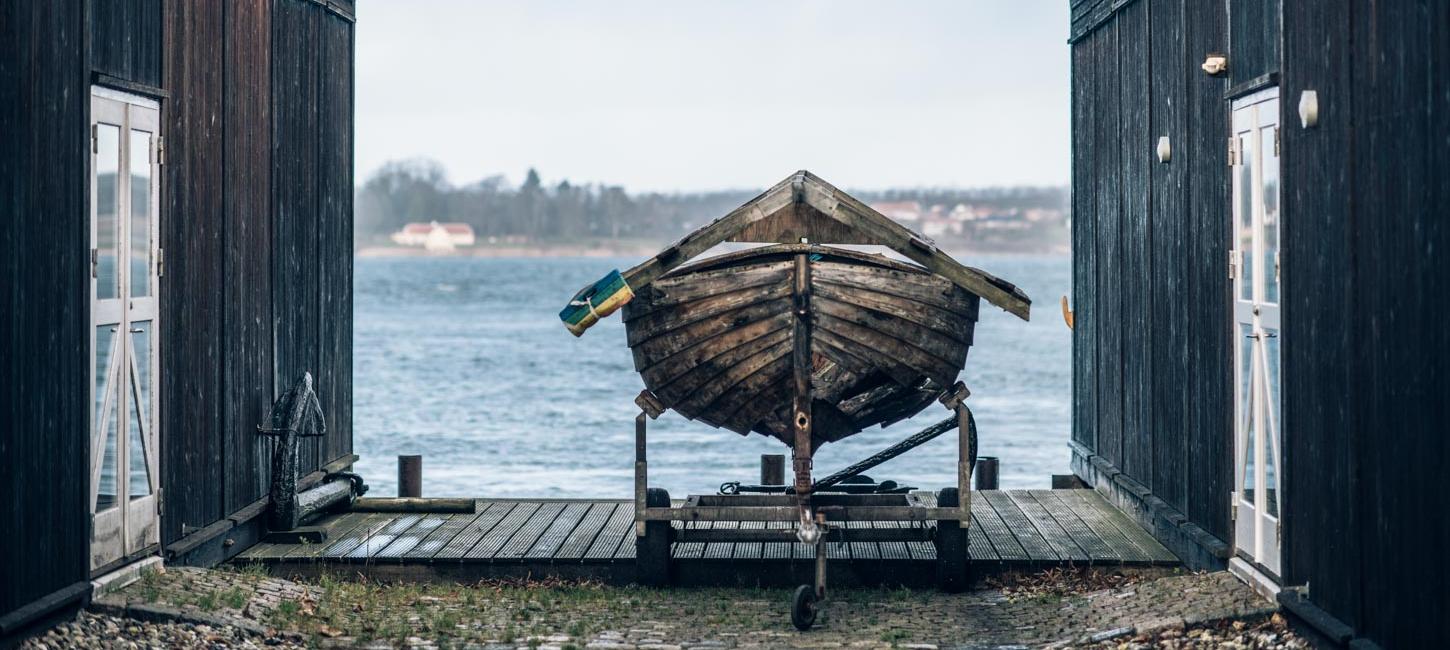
left=761, top=454, right=785, bottom=486
left=398, top=455, right=422, bottom=498
left=635, top=411, right=648, bottom=536
left=975, top=457, right=1000, bottom=490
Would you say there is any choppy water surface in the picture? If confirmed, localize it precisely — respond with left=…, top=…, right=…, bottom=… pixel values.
left=354, top=253, right=1071, bottom=497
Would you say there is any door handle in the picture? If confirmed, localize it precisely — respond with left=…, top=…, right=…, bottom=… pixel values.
left=129, top=328, right=145, bottom=334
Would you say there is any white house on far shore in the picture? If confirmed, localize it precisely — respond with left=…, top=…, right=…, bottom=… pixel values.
left=391, top=221, right=476, bottom=252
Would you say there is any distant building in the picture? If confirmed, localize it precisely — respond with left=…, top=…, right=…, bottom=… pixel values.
left=920, top=205, right=962, bottom=237
left=391, top=221, right=476, bottom=251
left=870, top=201, right=921, bottom=223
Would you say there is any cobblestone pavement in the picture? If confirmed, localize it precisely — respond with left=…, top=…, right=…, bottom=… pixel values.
left=32, top=565, right=1296, bottom=649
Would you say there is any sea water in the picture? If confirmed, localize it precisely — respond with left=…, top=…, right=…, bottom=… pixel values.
left=353, top=253, right=1071, bottom=498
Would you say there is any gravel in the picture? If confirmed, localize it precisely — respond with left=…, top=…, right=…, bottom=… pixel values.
left=19, top=611, right=305, bottom=650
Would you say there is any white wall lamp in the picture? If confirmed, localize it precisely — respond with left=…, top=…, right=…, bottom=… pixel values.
left=1299, top=90, right=1320, bottom=128
left=1202, top=53, right=1229, bottom=76
left=1156, top=136, right=1172, bottom=163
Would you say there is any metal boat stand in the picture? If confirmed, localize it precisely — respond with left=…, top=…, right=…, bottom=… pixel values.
left=632, top=384, right=977, bottom=630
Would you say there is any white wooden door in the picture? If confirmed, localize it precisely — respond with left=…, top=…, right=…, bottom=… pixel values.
left=90, top=88, right=161, bottom=572
left=1230, top=87, right=1282, bottom=578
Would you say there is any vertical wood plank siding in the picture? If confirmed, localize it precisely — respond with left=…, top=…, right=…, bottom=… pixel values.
left=1147, top=0, right=1187, bottom=514
left=1227, top=0, right=1280, bottom=86
left=1116, top=1, right=1150, bottom=483
left=161, top=0, right=354, bottom=548
left=1075, top=0, right=1449, bottom=646
left=162, top=0, right=228, bottom=542
left=1280, top=0, right=1357, bottom=633
left=1071, top=0, right=1229, bottom=538
left=222, top=0, right=274, bottom=516
left=1069, top=37, right=1096, bottom=452
left=1091, top=17, right=1122, bottom=468
left=319, top=10, right=356, bottom=463
left=1181, top=0, right=1230, bottom=544
left=1070, top=0, right=1232, bottom=539
left=90, top=0, right=161, bottom=88
left=0, top=0, right=90, bottom=618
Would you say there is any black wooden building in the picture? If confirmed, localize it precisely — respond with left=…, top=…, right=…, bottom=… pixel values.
left=1, top=0, right=355, bottom=636
left=1068, top=0, right=1447, bottom=647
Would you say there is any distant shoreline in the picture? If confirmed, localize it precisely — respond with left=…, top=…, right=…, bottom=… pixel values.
left=356, top=243, right=1070, bottom=259
left=356, top=243, right=665, bottom=258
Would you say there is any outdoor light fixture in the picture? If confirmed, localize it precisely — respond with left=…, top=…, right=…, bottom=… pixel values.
left=1156, top=136, right=1171, bottom=163
left=1299, top=90, right=1320, bottom=128
left=1201, top=53, right=1228, bottom=76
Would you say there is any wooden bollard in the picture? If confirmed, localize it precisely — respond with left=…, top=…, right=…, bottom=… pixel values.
left=974, top=456, right=999, bottom=490
left=398, top=455, right=422, bottom=498
left=760, top=454, right=786, bottom=486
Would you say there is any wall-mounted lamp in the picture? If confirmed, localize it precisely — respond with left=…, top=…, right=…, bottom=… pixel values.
left=1156, top=136, right=1171, bottom=163
left=1201, top=53, right=1229, bottom=76
left=1299, top=90, right=1319, bottom=128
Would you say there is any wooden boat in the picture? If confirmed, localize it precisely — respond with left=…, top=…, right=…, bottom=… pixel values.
left=562, top=171, right=1032, bottom=452
left=626, top=244, right=994, bottom=445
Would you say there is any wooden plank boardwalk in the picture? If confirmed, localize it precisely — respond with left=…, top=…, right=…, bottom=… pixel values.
left=237, top=490, right=1178, bottom=586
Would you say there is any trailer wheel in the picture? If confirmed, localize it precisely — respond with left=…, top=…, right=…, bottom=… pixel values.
left=636, top=487, right=672, bottom=586
left=790, top=584, right=817, bottom=630
left=935, top=487, right=970, bottom=592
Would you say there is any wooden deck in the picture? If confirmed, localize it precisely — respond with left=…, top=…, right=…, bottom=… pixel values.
left=237, top=490, right=1177, bottom=587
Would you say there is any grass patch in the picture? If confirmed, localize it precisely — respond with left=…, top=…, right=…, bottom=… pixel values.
left=221, top=587, right=248, bottom=610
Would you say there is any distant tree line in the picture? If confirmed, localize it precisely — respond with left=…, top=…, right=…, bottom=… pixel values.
left=355, top=158, right=1067, bottom=247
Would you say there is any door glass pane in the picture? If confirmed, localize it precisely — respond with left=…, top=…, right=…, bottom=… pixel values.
left=95, top=325, right=116, bottom=426
left=129, top=130, right=152, bottom=298
left=97, top=395, right=119, bottom=511
left=1265, top=329, right=1281, bottom=517
left=1237, top=133, right=1255, bottom=301
left=1261, top=126, right=1280, bottom=304
left=96, top=124, right=121, bottom=299
left=128, top=388, right=151, bottom=499
left=132, top=322, right=150, bottom=417
left=1239, top=323, right=1256, bottom=501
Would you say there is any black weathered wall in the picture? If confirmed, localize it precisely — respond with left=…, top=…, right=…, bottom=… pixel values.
left=90, top=0, right=161, bottom=87
left=0, top=0, right=91, bottom=621
left=1227, top=0, right=1279, bottom=87
left=161, top=0, right=355, bottom=547
left=1069, top=0, right=1231, bottom=545
left=270, top=0, right=355, bottom=485
left=1281, top=2, right=1449, bottom=647
left=1073, top=0, right=1449, bottom=646
left=3, top=0, right=351, bottom=629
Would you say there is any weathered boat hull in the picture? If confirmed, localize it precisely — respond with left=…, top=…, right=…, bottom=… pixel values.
left=623, top=244, right=979, bottom=447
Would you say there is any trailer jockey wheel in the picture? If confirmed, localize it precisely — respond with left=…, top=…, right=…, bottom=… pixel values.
left=637, top=487, right=673, bottom=586
left=791, top=584, right=817, bottom=630
left=935, top=487, right=970, bottom=592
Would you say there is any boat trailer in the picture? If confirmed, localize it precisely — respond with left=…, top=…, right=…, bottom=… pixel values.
left=633, top=383, right=977, bottom=630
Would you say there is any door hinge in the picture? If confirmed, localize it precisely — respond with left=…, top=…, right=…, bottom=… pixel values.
left=90, top=124, right=98, bottom=154
left=156, top=136, right=165, bottom=166
left=156, top=488, right=164, bottom=512
left=157, top=247, right=164, bottom=278
left=1230, top=492, right=1238, bottom=521
left=1228, top=250, right=1238, bottom=280
left=1274, top=251, right=1280, bottom=281
left=1274, top=127, right=1280, bottom=157
left=1228, top=136, right=1238, bottom=166
left=91, top=248, right=99, bottom=278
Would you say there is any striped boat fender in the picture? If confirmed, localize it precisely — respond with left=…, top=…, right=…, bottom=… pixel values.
left=559, top=269, right=634, bottom=336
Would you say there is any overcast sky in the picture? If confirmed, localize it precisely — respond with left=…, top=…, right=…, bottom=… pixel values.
left=356, top=1, right=1070, bottom=193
